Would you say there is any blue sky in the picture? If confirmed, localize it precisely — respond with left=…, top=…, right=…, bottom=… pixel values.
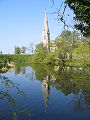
left=0, top=0, right=74, bottom=54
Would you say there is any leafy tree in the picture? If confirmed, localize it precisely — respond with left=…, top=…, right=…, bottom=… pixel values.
left=34, top=43, right=47, bottom=63
left=61, top=30, right=72, bottom=41
left=61, top=30, right=84, bottom=42
left=54, top=38, right=72, bottom=65
left=65, top=0, right=90, bottom=37
left=27, top=43, right=34, bottom=54
left=73, top=40, right=90, bottom=65
left=14, top=46, right=21, bottom=54
left=60, top=30, right=85, bottom=57
left=43, top=52, right=55, bottom=64
left=52, top=0, right=90, bottom=36
left=21, top=46, right=26, bottom=54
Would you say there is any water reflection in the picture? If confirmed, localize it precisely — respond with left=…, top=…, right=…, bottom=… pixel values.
left=15, top=66, right=26, bottom=74
left=14, top=64, right=90, bottom=113
left=15, top=66, right=35, bottom=81
left=0, top=75, right=31, bottom=120
left=31, top=64, right=90, bottom=112
left=71, top=93, right=89, bottom=112
left=0, top=64, right=90, bottom=120
left=42, top=76, right=50, bottom=111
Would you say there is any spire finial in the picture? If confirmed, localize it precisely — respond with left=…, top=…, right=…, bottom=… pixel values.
left=45, top=9, right=47, bottom=17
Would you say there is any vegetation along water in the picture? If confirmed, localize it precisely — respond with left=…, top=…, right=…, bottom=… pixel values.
left=0, top=0, right=90, bottom=120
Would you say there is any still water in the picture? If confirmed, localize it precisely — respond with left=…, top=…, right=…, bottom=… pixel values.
left=0, top=64, right=90, bottom=120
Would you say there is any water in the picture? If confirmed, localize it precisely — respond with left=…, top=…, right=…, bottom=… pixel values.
left=0, top=64, right=90, bottom=120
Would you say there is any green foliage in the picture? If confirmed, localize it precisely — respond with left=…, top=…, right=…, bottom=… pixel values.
left=66, top=0, right=90, bottom=37
left=61, top=30, right=72, bottom=40
left=61, top=30, right=83, bottom=42
left=12, top=109, right=31, bottom=120
left=14, top=46, right=26, bottom=54
left=54, top=37, right=72, bottom=65
left=31, top=64, right=90, bottom=106
left=30, top=30, right=90, bottom=67
left=0, top=54, right=12, bottom=69
left=43, top=52, right=55, bottom=64
left=0, top=54, right=32, bottom=70
left=32, top=43, right=47, bottom=63
left=0, top=75, right=31, bottom=120
left=73, top=40, right=90, bottom=66
left=21, top=46, right=26, bottom=54
left=15, top=46, right=21, bottom=54
left=12, top=54, right=32, bottom=64
left=0, top=31, right=90, bottom=67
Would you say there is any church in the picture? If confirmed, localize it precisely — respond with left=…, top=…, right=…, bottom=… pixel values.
left=41, top=11, right=50, bottom=51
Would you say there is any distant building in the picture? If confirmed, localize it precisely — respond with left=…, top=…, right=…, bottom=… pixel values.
left=41, top=11, right=50, bottom=51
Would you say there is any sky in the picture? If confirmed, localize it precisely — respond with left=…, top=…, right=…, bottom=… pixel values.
left=0, top=0, right=74, bottom=54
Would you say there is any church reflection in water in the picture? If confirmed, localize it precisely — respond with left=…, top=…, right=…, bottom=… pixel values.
left=14, top=65, right=90, bottom=113
left=42, top=76, right=50, bottom=111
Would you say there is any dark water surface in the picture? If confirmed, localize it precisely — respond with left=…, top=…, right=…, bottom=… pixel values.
left=0, top=64, right=90, bottom=120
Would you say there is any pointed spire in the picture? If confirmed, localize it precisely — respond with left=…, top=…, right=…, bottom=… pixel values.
left=44, top=11, right=48, bottom=24
left=44, top=11, right=49, bottom=33
left=41, top=11, right=50, bottom=50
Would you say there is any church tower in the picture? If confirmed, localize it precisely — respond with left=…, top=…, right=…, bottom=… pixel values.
left=41, top=11, right=50, bottom=50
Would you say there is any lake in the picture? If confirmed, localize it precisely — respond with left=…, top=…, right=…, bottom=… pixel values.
left=0, top=64, right=90, bottom=120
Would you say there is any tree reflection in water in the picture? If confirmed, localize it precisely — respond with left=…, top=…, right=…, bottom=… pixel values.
left=12, top=63, right=90, bottom=113
left=31, top=64, right=90, bottom=112
left=70, top=92, right=89, bottom=112
left=0, top=75, right=31, bottom=120
left=15, top=66, right=35, bottom=81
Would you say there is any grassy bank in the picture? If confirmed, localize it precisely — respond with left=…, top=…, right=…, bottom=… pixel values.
left=0, top=54, right=32, bottom=72
left=0, top=54, right=90, bottom=70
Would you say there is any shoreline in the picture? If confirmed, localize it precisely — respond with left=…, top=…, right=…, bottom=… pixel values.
left=0, top=62, right=15, bottom=73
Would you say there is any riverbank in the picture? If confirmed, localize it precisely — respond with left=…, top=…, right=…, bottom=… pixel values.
left=0, top=54, right=90, bottom=68
left=0, top=61, right=15, bottom=73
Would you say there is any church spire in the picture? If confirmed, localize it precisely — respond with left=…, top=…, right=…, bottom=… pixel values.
left=44, top=11, right=49, bottom=32
left=41, top=11, right=50, bottom=50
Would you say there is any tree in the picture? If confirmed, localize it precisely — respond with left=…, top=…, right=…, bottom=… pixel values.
left=73, top=40, right=90, bottom=65
left=60, top=30, right=85, bottom=43
left=27, top=43, right=34, bottom=54
left=21, top=46, right=26, bottom=54
left=61, top=30, right=72, bottom=41
left=0, top=51, right=2, bottom=54
left=52, top=0, right=90, bottom=37
left=65, top=0, right=90, bottom=37
left=54, top=37, right=72, bottom=65
left=34, top=43, right=47, bottom=63
left=14, top=46, right=21, bottom=54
